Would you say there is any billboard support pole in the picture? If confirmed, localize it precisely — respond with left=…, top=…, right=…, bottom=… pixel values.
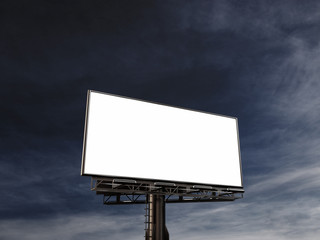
left=146, top=194, right=169, bottom=240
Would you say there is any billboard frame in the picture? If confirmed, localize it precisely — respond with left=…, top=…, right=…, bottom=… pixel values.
left=91, top=176, right=244, bottom=205
left=81, top=89, right=244, bottom=190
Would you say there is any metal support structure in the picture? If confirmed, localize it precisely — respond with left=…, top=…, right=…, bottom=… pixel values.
left=145, top=194, right=169, bottom=240
left=91, top=177, right=244, bottom=240
left=92, top=177, right=244, bottom=205
left=145, top=194, right=153, bottom=240
left=154, top=195, right=169, bottom=240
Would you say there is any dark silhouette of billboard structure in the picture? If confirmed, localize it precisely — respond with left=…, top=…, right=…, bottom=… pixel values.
left=81, top=90, right=244, bottom=240
left=90, top=177, right=243, bottom=240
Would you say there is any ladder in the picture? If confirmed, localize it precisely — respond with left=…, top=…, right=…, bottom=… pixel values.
left=144, top=194, right=153, bottom=240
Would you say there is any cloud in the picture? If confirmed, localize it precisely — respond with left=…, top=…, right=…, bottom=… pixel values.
left=1, top=1, right=320, bottom=240
left=162, top=7, right=320, bottom=240
left=0, top=213, right=144, bottom=240
left=166, top=195, right=320, bottom=240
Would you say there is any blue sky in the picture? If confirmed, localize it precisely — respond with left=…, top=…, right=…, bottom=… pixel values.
left=1, top=1, right=320, bottom=239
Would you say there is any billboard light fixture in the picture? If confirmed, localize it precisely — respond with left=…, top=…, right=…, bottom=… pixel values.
left=113, top=179, right=137, bottom=184
left=192, top=185, right=213, bottom=190
left=227, top=188, right=245, bottom=193
left=154, top=182, right=176, bottom=187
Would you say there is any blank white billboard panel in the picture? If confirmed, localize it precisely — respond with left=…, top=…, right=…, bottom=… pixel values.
left=82, top=90, right=242, bottom=187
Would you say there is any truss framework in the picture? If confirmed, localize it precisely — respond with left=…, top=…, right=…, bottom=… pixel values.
left=91, top=177, right=244, bottom=205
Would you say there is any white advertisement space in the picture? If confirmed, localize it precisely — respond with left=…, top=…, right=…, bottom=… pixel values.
left=83, top=91, right=242, bottom=187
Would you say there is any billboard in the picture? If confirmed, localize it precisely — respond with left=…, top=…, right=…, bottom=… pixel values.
left=81, top=90, right=243, bottom=188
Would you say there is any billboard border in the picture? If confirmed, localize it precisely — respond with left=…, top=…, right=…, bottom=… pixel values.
left=85, top=173, right=244, bottom=190
left=89, top=89, right=239, bottom=121
left=236, top=118, right=244, bottom=188
left=81, top=89, right=244, bottom=189
left=80, top=90, right=91, bottom=176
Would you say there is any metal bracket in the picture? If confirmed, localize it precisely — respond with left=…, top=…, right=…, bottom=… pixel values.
left=91, top=177, right=244, bottom=205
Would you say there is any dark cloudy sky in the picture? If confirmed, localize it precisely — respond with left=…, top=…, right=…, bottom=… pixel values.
left=1, top=1, right=320, bottom=239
